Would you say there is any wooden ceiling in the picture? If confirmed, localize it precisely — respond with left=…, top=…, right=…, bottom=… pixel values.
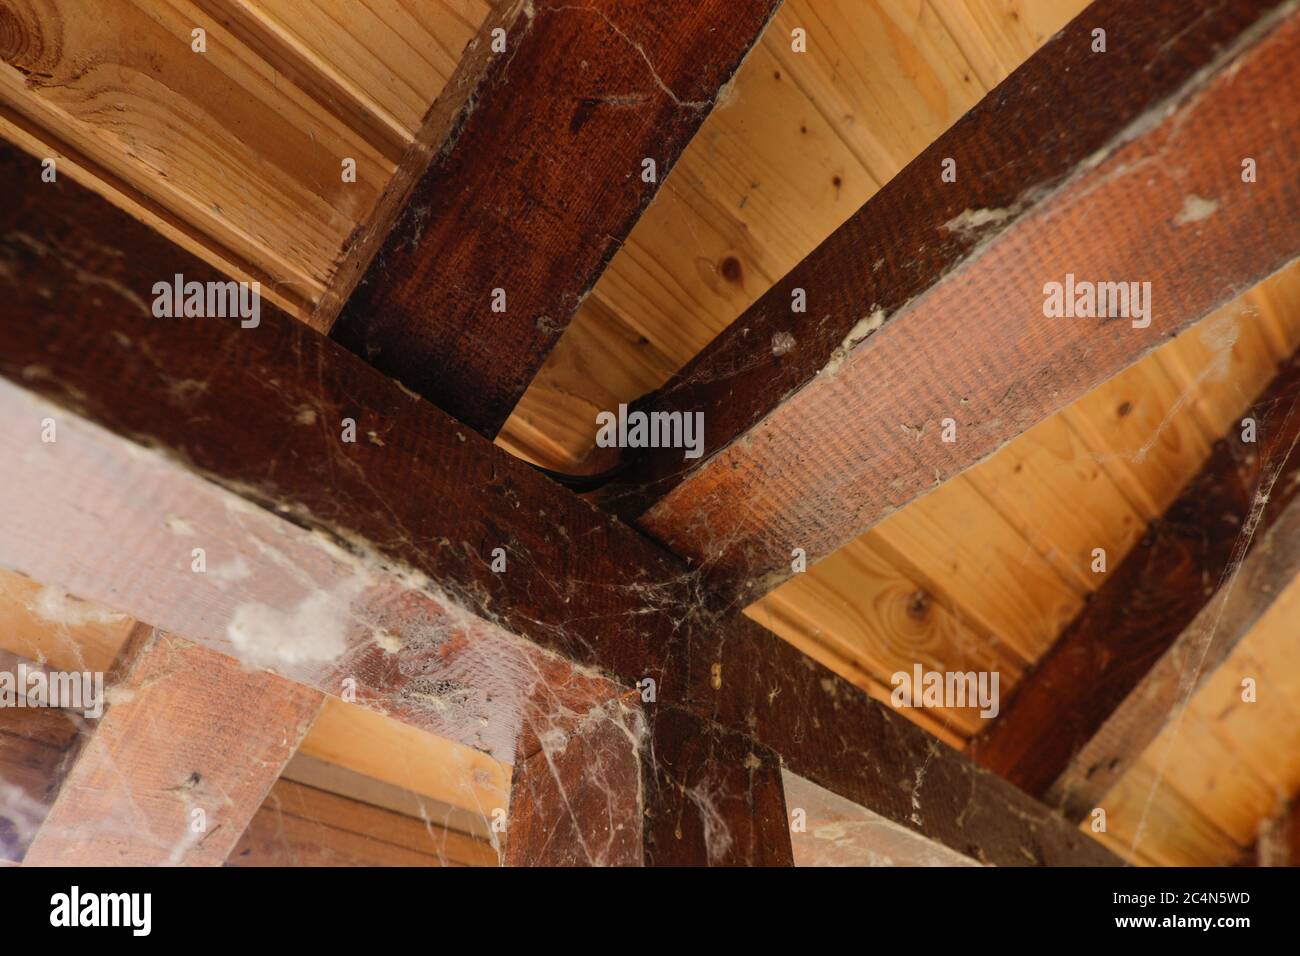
left=0, top=0, right=1297, bottom=867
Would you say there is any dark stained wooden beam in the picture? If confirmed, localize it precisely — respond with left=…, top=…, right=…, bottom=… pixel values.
left=604, top=0, right=1300, bottom=605
left=504, top=699, right=797, bottom=867
left=687, top=615, right=1115, bottom=866
left=328, top=0, right=780, bottom=438
left=505, top=696, right=645, bottom=866
left=0, top=139, right=667, bottom=764
left=642, top=705, right=794, bottom=866
left=969, top=349, right=1300, bottom=814
left=23, top=630, right=322, bottom=866
left=0, top=141, right=1116, bottom=866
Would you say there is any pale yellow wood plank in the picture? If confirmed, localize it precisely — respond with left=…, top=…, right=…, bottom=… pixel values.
left=0, top=570, right=134, bottom=674
left=965, top=415, right=1146, bottom=593
left=748, top=534, right=1027, bottom=743
left=248, top=0, right=489, bottom=137
left=1101, top=761, right=1244, bottom=867
left=868, top=477, right=1084, bottom=663
left=298, top=697, right=510, bottom=821
left=0, top=0, right=402, bottom=305
left=770, top=0, right=986, bottom=184
left=1061, top=354, right=1213, bottom=522
left=928, top=0, right=1092, bottom=90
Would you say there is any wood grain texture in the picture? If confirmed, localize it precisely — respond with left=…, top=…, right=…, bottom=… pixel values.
left=683, top=616, right=1118, bottom=866
left=745, top=285, right=1300, bottom=756
left=0, top=569, right=133, bottom=674
left=745, top=533, right=1024, bottom=744
left=192, top=0, right=489, bottom=162
left=1057, top=564, right=1300, bottom=840
left=1093, top=762, right=1245, bottom=867
left=298, top=697, right=509, bottom=824
left=23, top=631, right=322, bottom=866
left=280, top=753, right=492, bottom=841
left=0, top=137, right=667, bottom=761
left=971, top=349, right=1300, bottom=804
left=501, top=0, right=1089, bottom=471
left=606, top=0, right=1300, bottom=607
left=0, top=138, right=1117, bottom=866
left=1098, top=575, right=1300, bottom=866
left=0, top=0, right=400, bottom=310
left=643, top=705, right=793, bottom=866
left=0, top=0, right=491, bottom=322
left=505, top=696, right=645, bottom=866
left=330, top=0, right=781, bottom=437
left=229, top=779, right=497, bottom=867
left=1258, top=795, right=1300, bottom=866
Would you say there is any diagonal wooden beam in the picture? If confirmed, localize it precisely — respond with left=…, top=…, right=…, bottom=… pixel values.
left=686, top=614, right=1114, bottom=866
left=0, top=140, right=1115, bottom=866
left=969, top=348, right=1300, bottom=814
left=0, top=138, right=665, bottom=764
left=23, top=629, right=322, bottom=866
left=327, top=0, right=781, bottom=438
left=604, top=0, right=1300, bottom=605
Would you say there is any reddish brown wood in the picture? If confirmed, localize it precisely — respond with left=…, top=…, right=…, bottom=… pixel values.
left=605, top=0, right=1300, bottom=605
left=681, top=616, right=1117, bottom=866
left=0, top=141, right=1116, bottom=866
left=0, top=139, right=670, bottom=763
left=23, top=631, right=323, bottom=866
left=505, top=697, right=645, bottom=866
left=329, top=0, right=780, bottom=437
left=971, top=351, right=1300, bottom=810
left=643, top=706, right=793, bottom=866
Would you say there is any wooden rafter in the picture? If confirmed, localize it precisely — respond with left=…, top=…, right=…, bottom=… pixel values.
left=23, top=630, right=322, bottom=866
left=0, top=140, right=1115, bottom=867
left=504, top=696, right=645, bottom=866
left=604, top=0, right=1300, bottom=606
left=641, top=705, right=794, bottom=866
left=970, top=349, right=1300, bottom=813
left=328, top=0, right=781, bottom=438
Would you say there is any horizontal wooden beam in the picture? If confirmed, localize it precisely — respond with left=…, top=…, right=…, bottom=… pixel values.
left=0, top=141, right=1115, bottom=866
left=0, top=139, right=666, bottom=764
left=329, top=0, right=780, bottom=437
left=605, top=0, right=1300, bottom=604
left=686, top=614, right=1115, bottom=866
left=23, top=630, right=322, bottom=866
left=971, top=350, right=1300, bottom=812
